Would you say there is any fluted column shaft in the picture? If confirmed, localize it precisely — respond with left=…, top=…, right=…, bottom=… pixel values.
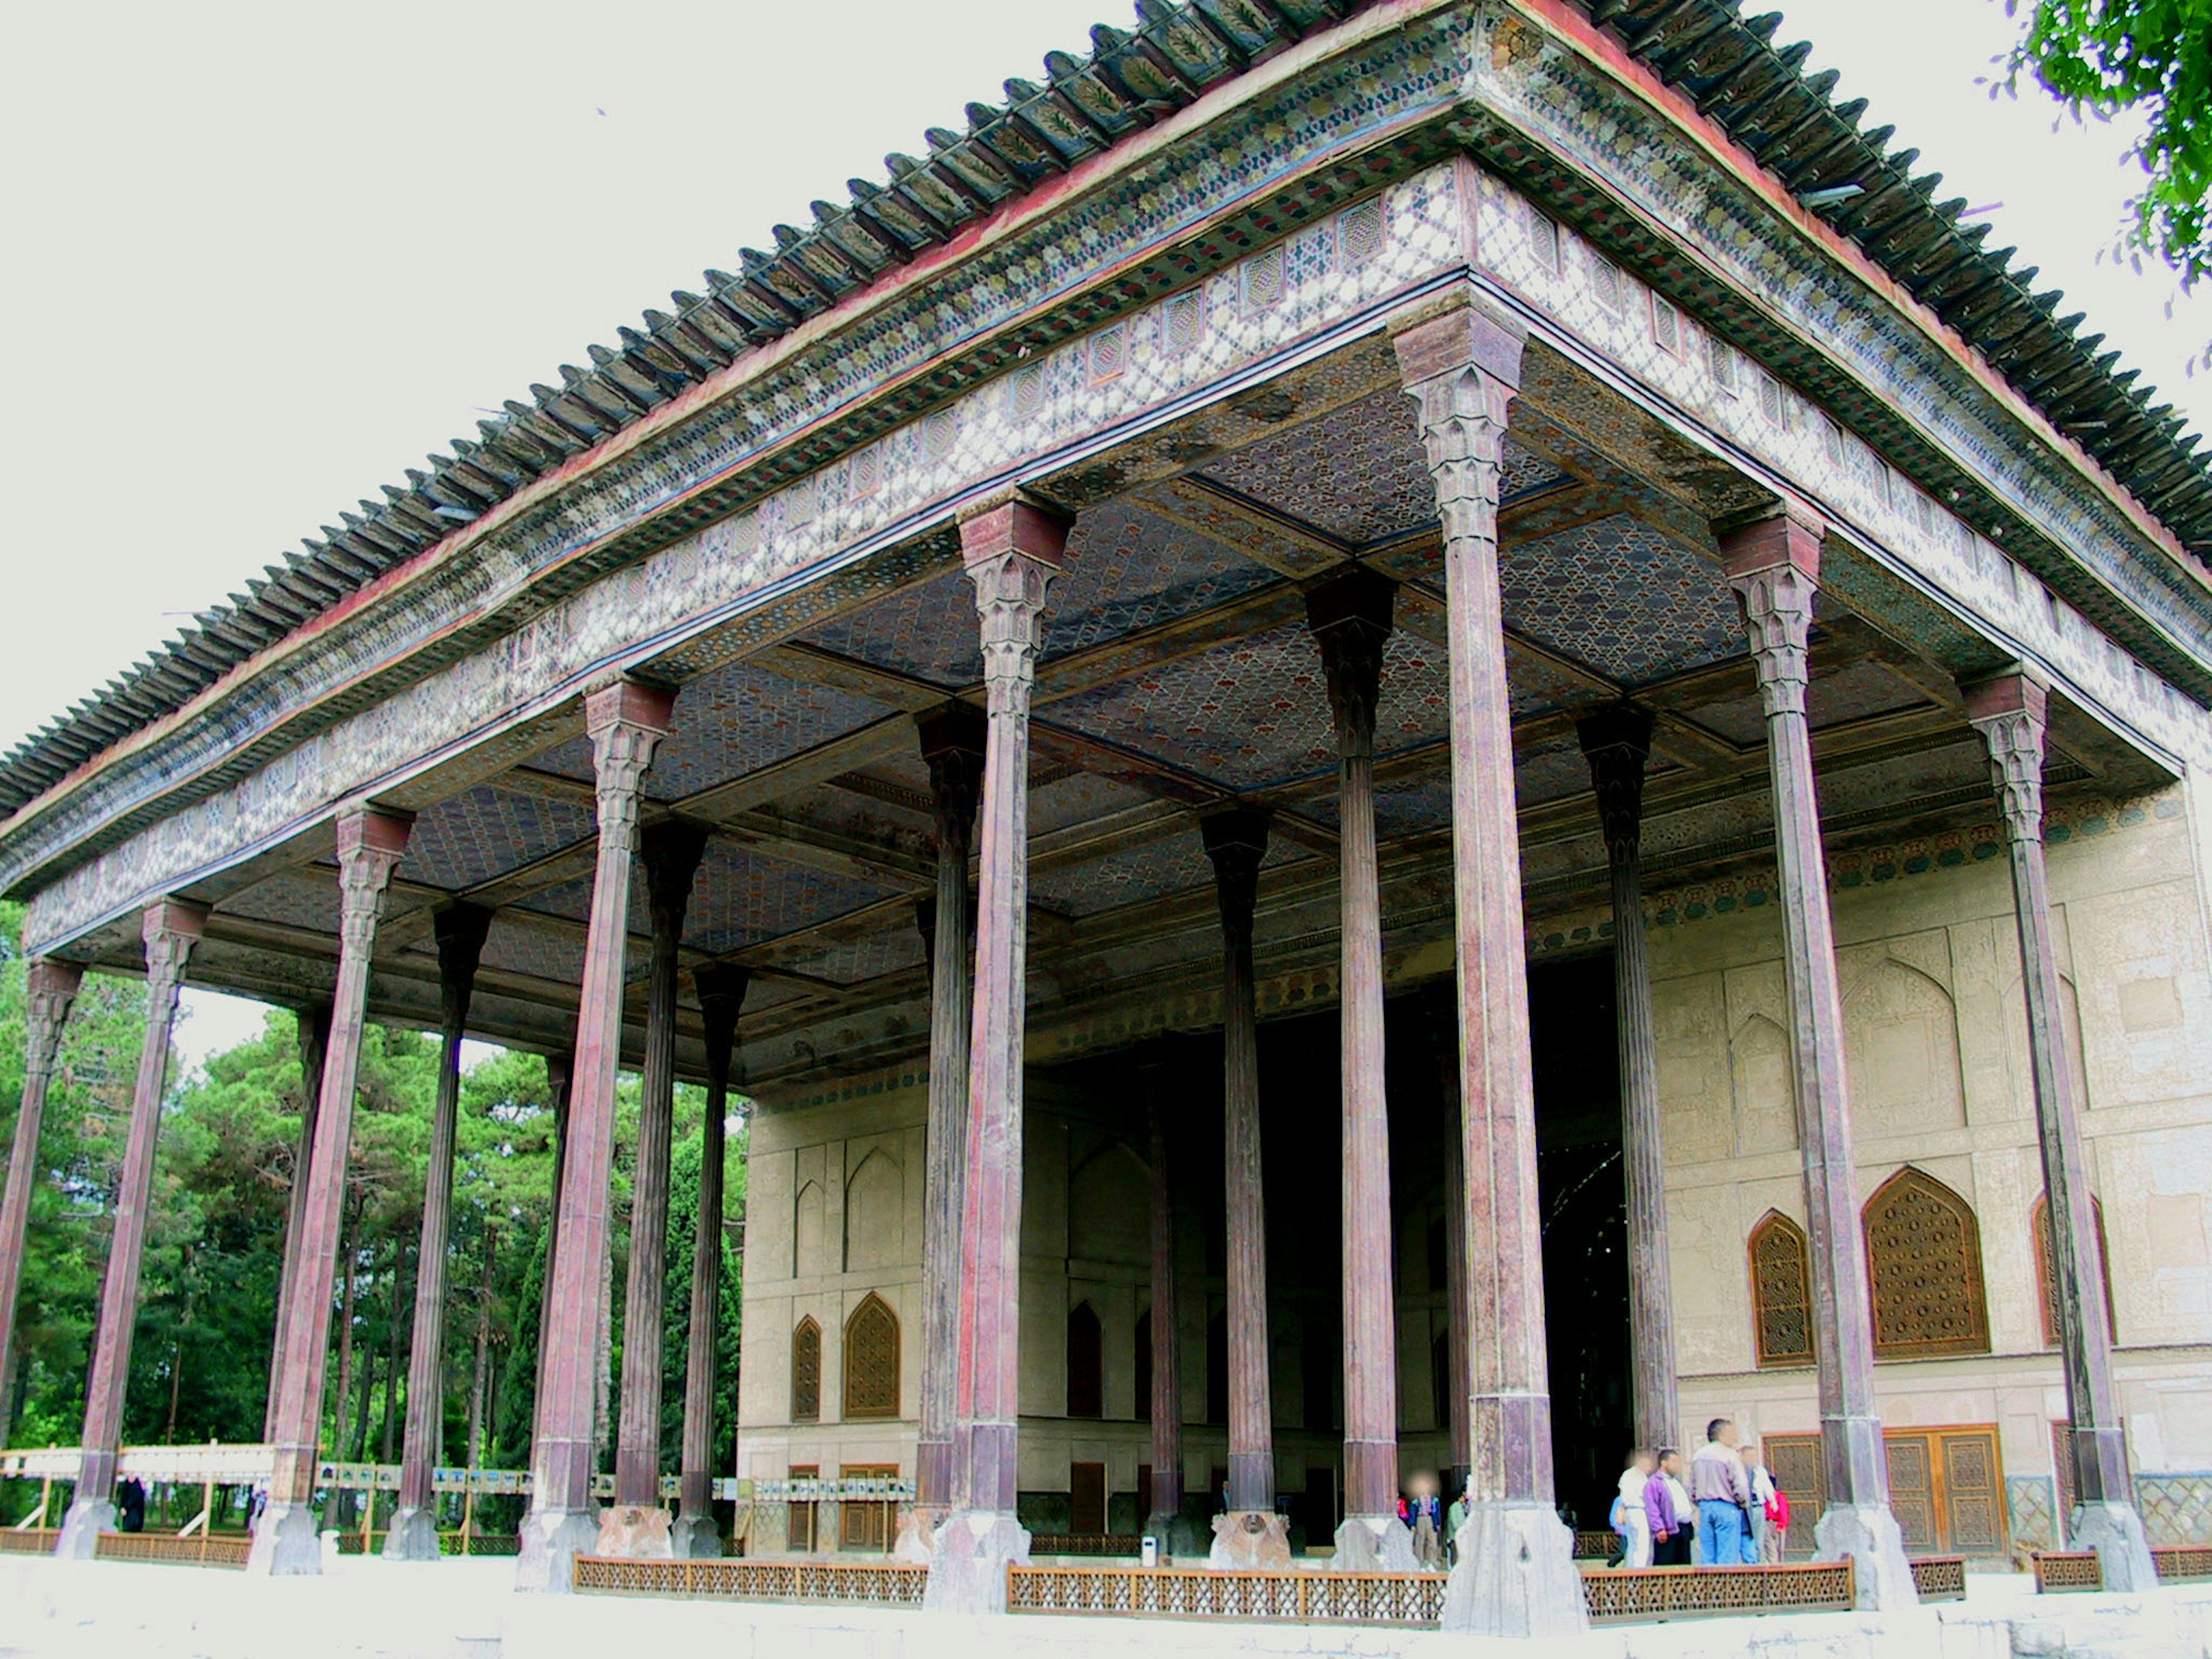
left=916, top=706, right=983, bottom=1511
left=535, top=1047, right=575, bottom=1408
left=247, top=809, right=410, bottom=1574
left=388, top=903, right=492, bottom=1558
left=614, top=819, right=707, bottom=1511
left=518, top=680, right=673, bottom=1592
left=1139, top=1052, right=1185, bottom=1539
left=1202, top=810, right=1275, bottom=1517
left=1579, top=709, right=1677, bottom=1454
left=0, top=957, right=81, bottom=1451
left=1967, top=672, right=2153, bottom=1588
left=264, top=1002, right=331, bottom=1442
left=1423, top=990, right=1472, bottom=1478
left=674, top=965, right=748, bottom=1554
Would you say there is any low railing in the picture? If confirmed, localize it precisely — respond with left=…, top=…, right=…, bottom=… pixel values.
left=1580, top=1562, right=1855, bottom=1623
left=1007, top=1565, right=1445, bottom=1625
left=2032, top=1551, right=2103, bottom=1593
left=1910, top=1556, right=1968, bottom=1601
left=0, top=1527, right=56, bottom=1555
left=93, top=1531, right=251, bottom=1569
left=334, top=1531, right=521, bottom=1558
left=1573, top=1529, right=1617, bottom=1559
left=1029, top=1534, right=1143, bottom=1557
left=2155, top=1546, right=2212, bottom=1584
left=574, top=1555, right=927, bottom=1604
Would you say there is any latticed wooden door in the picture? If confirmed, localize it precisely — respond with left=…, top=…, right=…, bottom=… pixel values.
left=1766, top=1433, right=1825, bottom=1557
left=1939, top=1429, right=2005, bottom=1554
left=840, top=1463, right=899, bottom=1553
left=1885, top=1434, right=1937, bottom=1554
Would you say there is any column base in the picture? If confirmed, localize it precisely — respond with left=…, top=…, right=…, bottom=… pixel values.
left=52, top=1498, right=113, bottom=1562
left=1145, top=1510, right=1203, bottom=1562
left=1331, top=1513, right=1417, bottom=1572
left=923, top=1510, right=1031, bottom=1613
left=1812, top=1502, right=1918, bottom=1609
left=513, top=1506, right=601, bottom=1593
left=1441, top=1502, right=1587, bottom=1637
left=594, top=1503, right=674, bottom=1558
left=2070, top=1499, right=2158, bottom=1593
left=243, top=1499, right=325, bottom=1576
left=670, top=1508, right=722, bottom=1559
left=1208, top=1510, right=1291, bottom=1570
left=893, top=1504, right=944, bottom=1565
left=381, top=1505, right=442, bottom=1562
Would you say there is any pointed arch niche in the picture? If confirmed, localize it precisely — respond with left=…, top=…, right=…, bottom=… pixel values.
left=1863, top=1167, right=1990, bottom=1359
left=843, top=1147, right=904, bottom=1272
left=1066, top=1299, right=1104, bottom=1419
left=1748, top=1210, right=1816, bottom=1369
left=2032, top=1194, right=2118, bottom=1349
left=842, top=1294, right=900, bottom=1419
left=790, top=1317, right=822, bottom=1422
left=1844, top=957, right=1965, bottom=1139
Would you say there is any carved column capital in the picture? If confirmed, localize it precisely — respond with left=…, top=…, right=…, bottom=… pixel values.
left=1964, top=673, right=2050, bottom=844
left=140, top=900, right=207, bottom=1000
left=1305, top=566, right=1396, bottom=762
left=334, top=810, right=411, bottom=956
left=1200, top=808, right=1271, bottom=947
left=961, top=502, right=1066, bottom=699
left=919, top=703, right=988, bottom=839
left=694, top=964, right=751, bottom=1048
left=1719, top=512, right=1826, bottom=721
left=642, top=819, right=711, bottom=930
left=1394, top=296, right=1525, bottom=535
left=584, top=680, right=676, bottom=857
left=1577, top=706, right=1656, bottom=867
left=21, top=959, right=84, bottom=1079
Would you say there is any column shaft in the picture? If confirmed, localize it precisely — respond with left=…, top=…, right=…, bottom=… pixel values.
left=247, top=809, right=410, bottom=1574
left=1396, top=296, right=1584, bottom=1634
left=517, top=680, right=673, bottom=1592
left=916, top=706, right=983, bottom=1512
left=1966, top=673, right=2154, bottom=1589
left=1140, top=1052, right=1185, bottom=1547
left=673, top=966, right=748, bottom=1556
left=1720, top=511, right=1912, bottom=1607
left=264, top=1003, right=332, bottom=1443
left=534, top=1047, right=575, bottom=1411
left=613, top=820, right=707, bottom=1520
left=1424, top=991, right=1472, bottom=1479
left=1578, top=709, right=1677, bottom=1453
left=388, top=903, right=491, bottom=1559
left=0, top=959, right=81, bottom=1452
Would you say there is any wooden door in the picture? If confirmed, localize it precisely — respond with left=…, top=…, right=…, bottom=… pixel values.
left=1938, top=1429, right=2004, bottom=1555
left=1071, top=1462, right=1108, bottom=1535
left=1765, top=1434, right=1825, bottom=1558
left=787, top=1464, right=819, bottom=1554
left=1885, top=1434, right=1937, bottom=1554
left=839, top=1463, right=898, bottom=1554
left=1766, top=1425, right=2006, bottom=1558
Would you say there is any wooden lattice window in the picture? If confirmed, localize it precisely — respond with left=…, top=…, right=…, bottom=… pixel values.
left=790, top=1317, right=821, bottom=1423
left=1066, top=1300, right=1103, bottom=1419
left=843, top=1293, right=900, bottom=1420
left=1863, top=1167, right=1991, bottom=1359
left=2032, top=1194, right=2118, bottom=1349
left=1749, top=1211, right=1816, bottom=1368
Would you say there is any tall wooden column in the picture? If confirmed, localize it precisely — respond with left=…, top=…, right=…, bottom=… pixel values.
left=673, top=965, right=748, bottom=1558
left=247, top=808, right=411, bottom=1574
left=925, top=497, right=1066, bottom=1615
left=0, top=957, right=79, bottom=1452
left=1967, top=672, right=2156, bottom=1589
left=55, top=906, right=202, bottom=1559
left=1200, top=809, right=1291, bottom=1568
left=1719, top=510, right=1914, bottom=1607
left=1138, top=1047, right=1188, bottom=1555
left=517, top=680, right=673, bottom=1593
left=1422, top=988, right=1471, bottom=1483
left=1306, top=568, right=1413, bottom=1571
left=1578, top=708, right=1678, bottom=1455
left=608, top=819, right=707, bottom=1551
left=1396, top=295, right=1585, bottom=1634
left=387, top=903, right=493, bottom=1560
left=915, top=704, right=984, bottom=1519
left=534, top=1046, right=575, bottom=1397
left=263, top=1002, right=332, bottom=1442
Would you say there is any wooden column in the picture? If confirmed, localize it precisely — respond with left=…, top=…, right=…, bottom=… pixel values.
left=925, top=497, right=1065, bottom=1615
left=1306, top=568, right=1412, bottom=1571
left=386, top=903, right=492, bottom=1560
left=609, top=819, right=708, bottom=1546
left=1966, top=672, right=2156, bottom=1589
left=673, top=965, right=748, bottom=1558
left=1422, top=988, right=1472, bottom=1482
left=1578, top=708, right=1678, bottom=1455
left=0, top=957, right=79, bottom=1452
left=1138, top=1047, right=1187, bottom=1554
left=1396, top=296, right=1584, bottom=1634
left=1719, top=510, right=1914, bottom=1607
left=1200, top=808, right=1292, bottom=1567
left=517, top=680, right=673, bottom=1593
left=915, top=704, right=984, bottom=1517
left=534, top=1046, right=575, bottom=1399
left=263, top=1002, right=332, bottom=1443
left=246, top=809, right=410, bottom=1574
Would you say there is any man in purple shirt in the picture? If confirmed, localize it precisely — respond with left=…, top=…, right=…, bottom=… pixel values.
left=1689, top=1418, right=1752, bottom=1566
left=1642, top=1448, right=1696, bottom=1565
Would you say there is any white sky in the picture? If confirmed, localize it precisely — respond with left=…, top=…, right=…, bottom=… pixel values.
left=1, top=0, right=2202, bottom=1070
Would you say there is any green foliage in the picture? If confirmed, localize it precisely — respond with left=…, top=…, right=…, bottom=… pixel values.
left=2008, top=0, right=2212, bottom=286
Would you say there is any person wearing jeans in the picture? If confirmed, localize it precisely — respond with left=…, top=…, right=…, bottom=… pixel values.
left=1688, top=1418, right=1751, bottom=1567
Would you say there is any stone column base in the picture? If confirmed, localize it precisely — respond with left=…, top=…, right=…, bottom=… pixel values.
left=243, top=1500, right=324, bottom=1575
left=1331, top=1513, right=1417, bottom=1572
left=670, top=1509, right=722, bottom=1559
left=1208, top=1510, right=1291, bottom=1570
left=892, top=1505, right=942, bottom=1566
left=2071, top=1500, right=2158, bottom=1593
left=1813, top=1502, right=1918, bottom=1609
left=513, top=1506, right=600, bottom=1593
left=381, top=1505, right=441, bottom=1562
left=1145, top=1510, right=1203, bottom=1562
left=51, top=1498, right=113, bottom=1562
left=923, top=1510, right=1031, bottom=1613
left=594, top=1503, right=674, bottom=1558
left=1442, top=1502, right=1587, bottom=1637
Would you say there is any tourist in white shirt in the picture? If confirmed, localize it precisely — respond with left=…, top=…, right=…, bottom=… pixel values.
left=1611, top=1449, right=1655, bottom=1569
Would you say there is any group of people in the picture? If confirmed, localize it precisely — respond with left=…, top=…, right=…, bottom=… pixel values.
left=1610, top=1418, right=1788, bottom=1569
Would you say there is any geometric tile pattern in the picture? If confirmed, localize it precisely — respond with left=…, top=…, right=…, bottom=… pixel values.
left=403, top=785, right=595, bottom=892
left=468, top=916, right=588, bottom=988
left=1499, top=514, right=1740, bottom=684
left=2141, top=1474, right=2212, bottom=1547
left=1031, top=828, right=1216, bottom=919
left=1515, top=734, right=1596, bottom=809
left=220, top=869, right=343, bottom=935
left=1690, top=657, right=1932, bottom=747
left=679, top=839, right=896, bottom=959
left=781, top=922, right=927, bottom=987
left=1196, top=386, right=1566, bottom=546
left=1031, top=772, right=1156, bottom=837
left=2006, top=1475, right=2057, bottom=1552
left=1044, top=620, right=1449, bottom=792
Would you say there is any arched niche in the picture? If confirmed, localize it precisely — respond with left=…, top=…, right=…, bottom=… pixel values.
left=1863, top=1166, right=1990, bottom=1358
left=842, top=1293, right=900, bottom=1420
left=1845, top=958, right=1965, bottom=1139
left=843, top=1147, right=904, bottom=1272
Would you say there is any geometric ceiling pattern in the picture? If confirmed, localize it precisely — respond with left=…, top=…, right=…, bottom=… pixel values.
left=1497, top=514, right=1741, bottom=684
left=404, top=785, right=596, bottom=892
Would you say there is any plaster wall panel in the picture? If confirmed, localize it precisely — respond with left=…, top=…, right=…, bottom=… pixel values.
left=842, top=1141, right=906, bottom=1272
left=1024, top=1112, right=1071, bottom=1261
left=740, top=1294, right=793, bottom=1427
left=2067, top=875, right=2212, bottom=1112
left=1838, top=938, right=1967, bottom=1146
left=1021, top=1267, right=1069, bottom=1426
left=1069, top=1141, right=1149, bottom=1268
left=1949, top=915, right=2035, bottom=1131
left=1724, top=961, right=1797, bottom=1162
left=1665, top=1181, right=1746, bottom=1378
left=2099, top=1126, right=2212, bottom=1343
left=1975, top=1143, right=2054, bottom=1356
left=748, top=1149, right=796, bottom=1287
left=1653, top=969, right=1729, bottom=1167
